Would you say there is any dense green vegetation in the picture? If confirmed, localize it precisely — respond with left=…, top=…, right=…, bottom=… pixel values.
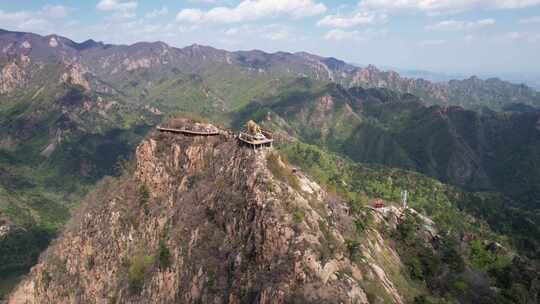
left=0, top=81, right=154, bottom=300
left=128, top=253, right=155, bottom=293
left=237, top=81, right=540, bottom=261
left=266, top=151, right=300, bottom=190
left=0, top=226, right=52, bottom=276
left=279, top=141, right=540, bottom=254
left=157, top=240, right=172, bottom=269
left=277, top=141, right=539, bottom=303
left=278, top=142, right=497, bottom=240
left=246, top=81, right=540, bottom=202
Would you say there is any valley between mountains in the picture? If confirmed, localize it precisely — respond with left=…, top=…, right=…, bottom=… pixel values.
left=0, top=29, right=539, bottom=303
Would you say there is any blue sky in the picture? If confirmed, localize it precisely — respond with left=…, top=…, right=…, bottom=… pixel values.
left=1, top=0, right=540, bottom=76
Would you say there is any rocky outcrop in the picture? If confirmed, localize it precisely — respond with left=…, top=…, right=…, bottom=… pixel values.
left=0, top=54, right=30, bottom=94
left=60, top=63, right=90, bottom=90
left=350, top=65, right=540, bottom=109
left=351, top=65, right=450, bottom=103
left=0, top=215, right=12, bottom=239
left=9, top=121, right=431, bottom=304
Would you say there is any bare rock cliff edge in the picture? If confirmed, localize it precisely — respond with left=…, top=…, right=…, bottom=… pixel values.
left=9, top=122, right=418, bottom=304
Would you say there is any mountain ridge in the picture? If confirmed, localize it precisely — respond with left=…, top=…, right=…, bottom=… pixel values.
left=1, top=28, right=538, bottom=111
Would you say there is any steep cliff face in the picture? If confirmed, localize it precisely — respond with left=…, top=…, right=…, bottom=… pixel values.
left=9, top=122, right=432, bottom=304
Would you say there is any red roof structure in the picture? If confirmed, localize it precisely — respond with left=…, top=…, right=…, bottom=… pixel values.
left=370, top=199, right=385, bottom=208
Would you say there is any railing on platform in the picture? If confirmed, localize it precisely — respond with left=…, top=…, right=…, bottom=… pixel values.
left=157, top=126, right=220, bottom=136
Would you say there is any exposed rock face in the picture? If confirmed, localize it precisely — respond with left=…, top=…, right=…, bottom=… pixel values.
left=20, top=41, right=31, bottom=49
left=48, top=37, right=59, bottom=48
left=351, top=65, right=450, bottom=103
left=0, top=55, right=30, bottom=94
left=61, top=63, right=90, bottom=90
left=124, top=57, right=153, bottom=71
left=9, top=123, right=428, bottom=304
left=0, top=217, right=12, bottom=239
left=39, top=128, right=63, bottom=157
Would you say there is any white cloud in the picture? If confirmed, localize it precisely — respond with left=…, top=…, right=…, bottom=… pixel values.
left=494, top=0, right=540, bottom=8
left=0, top=10, right=33, bottom=24
left=0, top=5, right=68, bottom=30
left=519, top=16, right=540, bottom=24
left=264, top=29, right=290, bottom=40
left=43, top=5, right=68, bottom=18
left=104, top=11, right=137, bottom=20
left=188, top=0, right=227, bottom=3
left=145, top=6, right=168, bottom=18
left=97, top=0, right=138, bottom=19
left=506, top=31, right=524, bottom=39
left=323, top=28, right=384, bottom=41
left=426, top=18, right=495, bottom=31
left=176, top=0, right=327, bottom=24
left=359, top=0, right=540, bottom=15
left=317, top=11, right=387, bottom=28
left=224, top=28, right=239, bottom=36
left=0, top=10, right=52, bottom=32
left=324, top=29, right=364, bottom=41
left=97, top=0, right=138, bottom=12
left=360, top=0, right=475, bottom=15
left=79, top=18, right=190, bottom=45
left=224, top=24, right=294, bottom=41
left=176, top=9, right=204, bottom=23
left=419, top=39, right=447, bottom=46
left=501, top=31, right=540, bottom=42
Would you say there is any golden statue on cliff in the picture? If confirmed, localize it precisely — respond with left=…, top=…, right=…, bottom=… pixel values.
left=239, top=120, right=273, bottom=148
left=245, top=120, right=262, bottom=135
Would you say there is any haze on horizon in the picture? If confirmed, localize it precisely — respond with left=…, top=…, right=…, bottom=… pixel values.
left=1, top=0, right=540, bottom=78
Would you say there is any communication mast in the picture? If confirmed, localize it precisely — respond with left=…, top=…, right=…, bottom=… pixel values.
left=401, top=190, right=408, bottom=209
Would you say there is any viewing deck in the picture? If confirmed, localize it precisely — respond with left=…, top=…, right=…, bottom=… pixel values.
left=238, top=131, right=274, bottom=148
left=157, top=126, right=220, bottom=136
left=156, top=123, right=274, bottom=149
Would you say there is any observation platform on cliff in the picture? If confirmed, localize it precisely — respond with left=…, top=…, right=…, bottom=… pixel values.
left=237, top=131, right=273, bottom=148
left=157, top=126, right=220, bottom=136
left=157, top=118, right=220, bottom=136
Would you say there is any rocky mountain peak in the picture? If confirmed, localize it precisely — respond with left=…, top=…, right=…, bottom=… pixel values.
left=8, top=119, right=434, bottom=304
left=365, top=64, right=380, bottom=71
left=76, top=39, right=105, bottom=50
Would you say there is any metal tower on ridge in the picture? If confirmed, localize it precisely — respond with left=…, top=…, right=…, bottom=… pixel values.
left=401, top=190, right=408, bottom=209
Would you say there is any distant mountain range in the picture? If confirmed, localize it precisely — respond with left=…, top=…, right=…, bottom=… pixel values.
left=383, top=67, right=464, bottom=83
left=367, top=65, right=540, bottom=91
left=354, top=64, right=466, bottom=83
left=1, top=28, right=539, bottom=113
